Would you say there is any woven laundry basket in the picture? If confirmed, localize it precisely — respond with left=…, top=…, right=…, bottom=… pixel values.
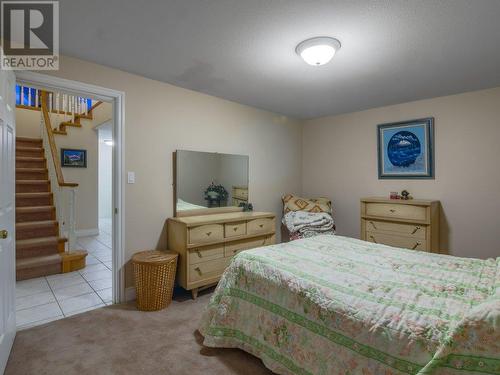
left=132, top=250, right=178, bottom=311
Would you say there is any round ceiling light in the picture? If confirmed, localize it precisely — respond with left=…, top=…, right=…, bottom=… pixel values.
left=296, top=37, right=341, bottom=66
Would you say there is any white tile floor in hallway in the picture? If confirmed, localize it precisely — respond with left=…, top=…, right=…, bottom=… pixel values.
left=15, top=218, right=113, bottom=330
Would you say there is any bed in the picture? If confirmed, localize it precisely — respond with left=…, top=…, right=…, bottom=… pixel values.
left=199, top=235, right=500, bottom=375
left=176, top=198, right=206, bottom=212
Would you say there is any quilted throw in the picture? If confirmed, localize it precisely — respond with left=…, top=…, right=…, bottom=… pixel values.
left=282, top=211, right=335, bottom=240
left=199, top=235, right=500, bottom=375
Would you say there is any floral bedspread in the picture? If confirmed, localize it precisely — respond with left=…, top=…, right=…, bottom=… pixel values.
left=199, top=235, right=500, bottom=375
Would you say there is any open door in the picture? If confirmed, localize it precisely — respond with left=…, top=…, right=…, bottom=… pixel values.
left=0, top=66, right=16, bottom=373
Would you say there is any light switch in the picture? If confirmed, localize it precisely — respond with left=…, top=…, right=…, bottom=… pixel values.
left=127, top=171, right=135, bottom=184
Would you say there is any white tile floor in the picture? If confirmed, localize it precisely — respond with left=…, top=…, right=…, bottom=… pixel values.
left=15, top=218, right=113, bottom=330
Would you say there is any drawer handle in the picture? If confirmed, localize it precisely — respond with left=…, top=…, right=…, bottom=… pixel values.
left=369, top=221, right=377, bottom=230
left=233, top=227, right=238, bottom=232
left=389, top=209, right=396, bottom=213
left=196, top=250, right=202, bottom=258
left=206, top=231, right=212, bottom=236
left=194, top=267, right=202, bottom=276
left=411, top=242, right=421, bottom=250
left=369, top=235, right=377, bottom=244
left=411, top=226, right=421, bottom=235
left=259, top=224, right=264, bottom=228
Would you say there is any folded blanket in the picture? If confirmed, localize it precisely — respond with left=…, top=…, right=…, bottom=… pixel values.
left=283, top=211, right=335, bottom=240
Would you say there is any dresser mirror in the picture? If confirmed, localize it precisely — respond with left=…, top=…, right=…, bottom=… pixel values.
left=174, top=150, right=249, bottom=216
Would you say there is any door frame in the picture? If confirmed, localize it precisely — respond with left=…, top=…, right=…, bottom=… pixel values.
left=15, top=71, right=126, bottom=303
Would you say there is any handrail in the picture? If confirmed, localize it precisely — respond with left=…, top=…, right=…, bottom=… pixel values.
left=40, top=91, right=79, bottom=188
left=88, top=100, right=103, bottom=113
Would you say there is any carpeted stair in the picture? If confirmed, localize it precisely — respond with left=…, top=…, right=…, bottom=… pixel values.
left=15, top=137, right=66, bottom=281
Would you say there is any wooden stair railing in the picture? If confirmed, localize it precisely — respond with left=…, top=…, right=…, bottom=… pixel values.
left=40, top=91, right=79, bottom=188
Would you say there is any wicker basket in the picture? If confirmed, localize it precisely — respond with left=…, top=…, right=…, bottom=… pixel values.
left=132, top=250, right=178, bottom=311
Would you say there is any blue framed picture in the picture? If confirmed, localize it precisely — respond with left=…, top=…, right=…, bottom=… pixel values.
left=61, top=148, right=87, bottom=168
left=377, top=118, right=434, bottom=179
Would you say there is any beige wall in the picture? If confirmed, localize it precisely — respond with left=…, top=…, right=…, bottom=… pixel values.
left=302, top=87, right=500, bottom=259
left=16, top=107, right=41, bottom=138
left=15, top=103, right=112, bottom=233
left=42, top=56, right=303, bottom=287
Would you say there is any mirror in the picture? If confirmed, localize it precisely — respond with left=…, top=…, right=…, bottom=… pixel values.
left=174, top=150, right=249, bottom=215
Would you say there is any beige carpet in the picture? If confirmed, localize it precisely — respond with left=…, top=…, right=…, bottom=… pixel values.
left=6, top=290, right=273, bottom=375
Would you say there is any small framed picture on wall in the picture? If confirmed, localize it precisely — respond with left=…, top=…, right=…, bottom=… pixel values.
left=377, top=118, right=434, bottom=179
left=61, top=148, right=87, bottom=168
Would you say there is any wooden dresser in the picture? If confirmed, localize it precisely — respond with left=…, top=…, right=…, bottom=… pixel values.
left=360, top=197, right=440, bottom=253
left=167, top=211, right=275, bottom=298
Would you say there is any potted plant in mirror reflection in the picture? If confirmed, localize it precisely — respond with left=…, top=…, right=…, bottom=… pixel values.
left=204, top=182, right=228, bottom=208
left=239, top=202, right=253, bottom=212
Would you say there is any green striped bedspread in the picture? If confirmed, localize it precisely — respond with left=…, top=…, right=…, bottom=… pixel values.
left=199, top=235, right=500, bottom=375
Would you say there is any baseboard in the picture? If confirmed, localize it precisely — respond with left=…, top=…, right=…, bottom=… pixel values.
left=125, top=286, right=136, bottom=302
left=75, top=228, right=100, bottom=237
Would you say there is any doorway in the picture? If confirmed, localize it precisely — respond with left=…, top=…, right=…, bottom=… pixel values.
left=14, top=72, right=124, bottom=329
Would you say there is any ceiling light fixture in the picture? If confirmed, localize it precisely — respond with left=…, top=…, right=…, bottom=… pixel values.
left=296, top=37, right=341, bottom=66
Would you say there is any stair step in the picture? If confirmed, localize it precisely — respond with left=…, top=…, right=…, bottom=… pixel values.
left=16, top=254, right=62, bottom=281
left=16, top=192, right=53, bottom=207
left=16, top=146, right=44, bottom=157
left=16, top=179, right=50, bottom=193
left=16, top=168, right=48, bottom=180
left=16, top=137, right=42, bottom=148
left=16, top=236, right=60, bottom=259
left=16, top=156, right=46, bottom=168
left=16, top=206, right=55, bottom=223
left=53, top=129, right=67, bottom=135
left=17, top=236, right=66, bottom=249
left=16, top=220, right=58, bottom=240
left=59, top=121, right=81, bottom=128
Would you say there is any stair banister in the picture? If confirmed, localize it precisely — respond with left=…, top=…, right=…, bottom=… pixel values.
left=40, top=91, right=78, bottom=251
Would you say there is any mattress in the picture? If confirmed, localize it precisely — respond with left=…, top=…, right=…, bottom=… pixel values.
left=199, top=235, right=500, bottom=375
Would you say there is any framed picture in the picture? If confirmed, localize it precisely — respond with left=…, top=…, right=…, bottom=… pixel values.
left=61, top=148, right=87, bottom=168
left=377, top=118, right=434, bottom=179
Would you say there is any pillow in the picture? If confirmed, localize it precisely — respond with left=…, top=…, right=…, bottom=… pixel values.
left=282, top=194, right=332, bottom=214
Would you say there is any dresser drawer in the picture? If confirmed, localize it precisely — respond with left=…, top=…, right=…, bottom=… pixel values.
left=365, top=203, right=427, bottom=222
left=247, top=218, right=274, bottom=235
left=366, top=231, right=427, bottom=251
left=189, top=257, right=229, bottom=283
left=224, top=236, right=270, bottom=257
left=188, top=245, right=224, bottom=265
left=188, top=224, right=223, bottom=245
left=364, top=220, right=427, bottom=239
left=233, top=188, right=248, bottom=200
left=224, top=221, right=246, bottom=238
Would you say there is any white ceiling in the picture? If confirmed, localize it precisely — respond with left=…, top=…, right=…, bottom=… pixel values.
left=60, top=0, right=500, bottom=119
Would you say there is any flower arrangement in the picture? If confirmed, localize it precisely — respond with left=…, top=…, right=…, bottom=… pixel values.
left=204, top=182, right=228, bottom=202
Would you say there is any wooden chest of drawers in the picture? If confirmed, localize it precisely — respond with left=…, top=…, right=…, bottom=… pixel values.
left=167, top=211, right=275, bottom=298
left=360, top=197, right=440, bottom=253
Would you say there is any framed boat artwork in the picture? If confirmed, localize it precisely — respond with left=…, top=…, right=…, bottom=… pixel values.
left=377, top=118, right=434, bottom=179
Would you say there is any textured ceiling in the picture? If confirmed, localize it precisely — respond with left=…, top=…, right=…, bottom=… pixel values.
left=59, top=0, right=500, bottom=119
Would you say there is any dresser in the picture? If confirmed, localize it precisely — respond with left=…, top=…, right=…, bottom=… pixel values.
left=167, top=211, right=275, bottom=298
left=360, top=197, right=440, bottom=253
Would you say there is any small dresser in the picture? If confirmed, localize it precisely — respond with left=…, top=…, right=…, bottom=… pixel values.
left=167, top=211, right=275, bottom=298
left=360, top=197, right=440, bottom=253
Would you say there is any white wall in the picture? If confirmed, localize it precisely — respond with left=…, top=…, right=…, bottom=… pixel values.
left=98, top=125, right=113, bottom=219
left=43, top=55, right=303, bottom=287
left=302, top=87, right=500, bottom=260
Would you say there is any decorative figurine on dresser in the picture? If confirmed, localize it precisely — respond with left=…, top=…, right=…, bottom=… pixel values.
left=360, top=197, right=441, bottom=253
left=170, top=150, right=275, bottom=299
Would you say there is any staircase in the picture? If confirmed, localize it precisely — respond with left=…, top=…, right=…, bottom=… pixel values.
left=15, top=137, right=67, bottom=280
